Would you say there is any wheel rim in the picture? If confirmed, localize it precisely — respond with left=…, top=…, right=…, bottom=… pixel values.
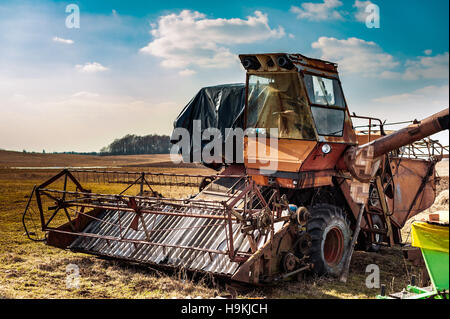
left=323, top=227, right=344, bottom=266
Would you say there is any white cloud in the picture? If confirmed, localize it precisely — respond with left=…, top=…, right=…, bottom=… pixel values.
left=311, top=36, right=398, bottom=77
left=290, top=0, right=344, bottom=21
left=178, top=69, right=196, bottom=76
left=0, top=86, right=180, bottom=152
left=356, top=85, right=449, bottom=145
left=52, top=36, right=74, bottom=44
left=402, top=52, right=449, bottom=80
left=75, top=62, right=109, bottom=73
left=371, top=85, right=449, bottom=141
left=424, top=49, right=432, bottom=56
left=353, top=0, right=374, bottom=22
left=378, top=70, right=402, bottom=79
left=372, top=85, right=448, bottom=110
left=312, top=37, right=449, bottom=80
left=139, top=10, right=285, bottom=69
left=72, top=91, right=100, bottom=98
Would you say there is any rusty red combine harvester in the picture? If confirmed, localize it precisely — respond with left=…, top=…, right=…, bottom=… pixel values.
left=23, top=53, right=449, bottom=284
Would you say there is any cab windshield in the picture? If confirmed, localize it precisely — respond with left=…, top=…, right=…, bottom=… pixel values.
left=246, top=73, right=316, bottom=140
left=304, top=74, right=346, bottom=136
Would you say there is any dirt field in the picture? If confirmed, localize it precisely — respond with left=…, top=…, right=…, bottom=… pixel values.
left=0, top=150, right=183, bottom=168
left=0, top=152, right=447, bottom=299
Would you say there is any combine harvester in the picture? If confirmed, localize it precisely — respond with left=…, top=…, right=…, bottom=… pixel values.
left=23, top=53, right=449, bottom=284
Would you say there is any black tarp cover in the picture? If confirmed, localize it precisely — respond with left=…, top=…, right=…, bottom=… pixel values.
left=171, top=83, right=246, bottom=165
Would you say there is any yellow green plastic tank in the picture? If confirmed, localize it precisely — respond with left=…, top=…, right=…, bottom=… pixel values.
left=412, top=219, right=449, bottom=291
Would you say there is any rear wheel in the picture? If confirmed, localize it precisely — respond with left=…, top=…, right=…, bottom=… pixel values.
left=306, top=204, right=352, bottom=276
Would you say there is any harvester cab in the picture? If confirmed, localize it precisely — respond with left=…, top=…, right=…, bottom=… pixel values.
left=240, top=53, right=357, bottom=185
left=22, top=52, right=449, bottom=285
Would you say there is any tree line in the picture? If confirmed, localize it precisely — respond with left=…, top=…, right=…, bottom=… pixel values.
left=17, top=134, right=171, bottom=155
left=100, top=134, right=171, bottom=155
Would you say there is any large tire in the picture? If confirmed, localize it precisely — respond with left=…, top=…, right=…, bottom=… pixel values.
left=306, top=204, right=352, bottom=276
left=367, top=215, right=385, bottom=252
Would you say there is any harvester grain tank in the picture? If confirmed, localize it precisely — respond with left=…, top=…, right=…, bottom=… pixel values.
left=23, top=53, right=449, bottom=284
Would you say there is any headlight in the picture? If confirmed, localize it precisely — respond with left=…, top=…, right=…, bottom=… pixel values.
left=321, top=143, right=332, bottom=154
left=241, top=56, right=261, bottom=70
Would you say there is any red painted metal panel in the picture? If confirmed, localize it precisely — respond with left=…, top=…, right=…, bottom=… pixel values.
left=301, top=143, right=348, bottom=171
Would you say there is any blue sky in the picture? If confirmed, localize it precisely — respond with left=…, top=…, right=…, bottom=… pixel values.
left=0, top=0, right=448, bottom=152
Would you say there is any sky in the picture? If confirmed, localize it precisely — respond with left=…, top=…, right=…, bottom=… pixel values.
left=0, top=0, right=448, bottom=152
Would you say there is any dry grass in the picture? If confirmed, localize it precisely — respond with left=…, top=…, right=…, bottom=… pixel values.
left=0, top=151, right=445, bottom=299
left=0, top=174, right=222, bottom=299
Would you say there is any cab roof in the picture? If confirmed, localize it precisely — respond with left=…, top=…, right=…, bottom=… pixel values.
left=239, top=53, right=339, bottom=77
